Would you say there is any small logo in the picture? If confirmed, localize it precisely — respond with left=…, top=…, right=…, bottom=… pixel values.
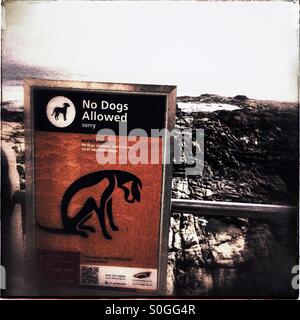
left=46, top=96, right=76, bottom=128
left=133, top=271, right=151, bottom=279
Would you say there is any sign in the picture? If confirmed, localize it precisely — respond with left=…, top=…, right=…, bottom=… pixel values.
left=24, top=79, right=176, bottom=295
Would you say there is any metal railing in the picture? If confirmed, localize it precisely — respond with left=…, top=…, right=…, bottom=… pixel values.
left=172, top=199, right=297, bottom=220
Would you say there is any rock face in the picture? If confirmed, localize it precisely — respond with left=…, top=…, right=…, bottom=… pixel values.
left=174, top=96, right=298, bottom=205
left=167, top=213, right=297, bottom=297
left=169, top=95, right=298, bottom=297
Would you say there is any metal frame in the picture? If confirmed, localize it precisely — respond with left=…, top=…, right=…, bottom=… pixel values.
left=23, top=79, right=177, bottom=296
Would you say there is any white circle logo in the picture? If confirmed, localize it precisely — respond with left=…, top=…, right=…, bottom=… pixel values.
left=46, top=96, right=76, bottom=128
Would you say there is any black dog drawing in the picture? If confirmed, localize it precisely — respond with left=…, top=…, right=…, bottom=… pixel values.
left=36, top=170, right=142, bottom=239
left=51, top=102, right=70, bottom=121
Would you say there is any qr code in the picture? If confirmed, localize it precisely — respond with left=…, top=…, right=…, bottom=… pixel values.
left=80, top=266, right=99, bottom=285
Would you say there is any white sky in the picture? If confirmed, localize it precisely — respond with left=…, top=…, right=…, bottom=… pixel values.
left=2, top=1, right=299, bottom=101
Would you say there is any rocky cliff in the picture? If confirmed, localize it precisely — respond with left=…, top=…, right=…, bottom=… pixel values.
left=173, top=94, right=298, bottom=205
left=169, top=94, right=298, bottom=297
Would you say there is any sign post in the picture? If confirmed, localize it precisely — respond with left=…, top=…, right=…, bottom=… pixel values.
left=24, top=79, right=176, bottom=296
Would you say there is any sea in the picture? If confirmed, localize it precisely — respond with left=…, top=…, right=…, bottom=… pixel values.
left=1, top=65, right=241, bottom=113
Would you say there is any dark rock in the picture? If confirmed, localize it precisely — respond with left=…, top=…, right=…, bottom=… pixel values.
left=234, top=95, right=248, bottom=101
left=1, top=108, right=23, bottom=122
left=174, top=98, right=298, bottom=205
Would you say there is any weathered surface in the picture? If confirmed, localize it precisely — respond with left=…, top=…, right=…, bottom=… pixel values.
left=168, top=95, right=298, bottom=297
left=167, top=213, right=297, bottom=297
left=174, top=95, right=298, bottom=205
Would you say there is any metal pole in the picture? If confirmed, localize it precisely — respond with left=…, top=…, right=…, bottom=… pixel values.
left=171, top=199, right=297, bottom=219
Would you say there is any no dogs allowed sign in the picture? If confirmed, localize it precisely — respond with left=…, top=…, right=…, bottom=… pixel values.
left=25, top=79, right=176, bottom=295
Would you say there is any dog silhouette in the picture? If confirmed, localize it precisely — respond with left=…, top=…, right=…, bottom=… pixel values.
left=36, top=170, right=142, bottom=239
left=51, top=103, right=70, bottom=121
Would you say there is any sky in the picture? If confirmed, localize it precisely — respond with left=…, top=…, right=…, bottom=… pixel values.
left=2, top=1, right=299, bottom=101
